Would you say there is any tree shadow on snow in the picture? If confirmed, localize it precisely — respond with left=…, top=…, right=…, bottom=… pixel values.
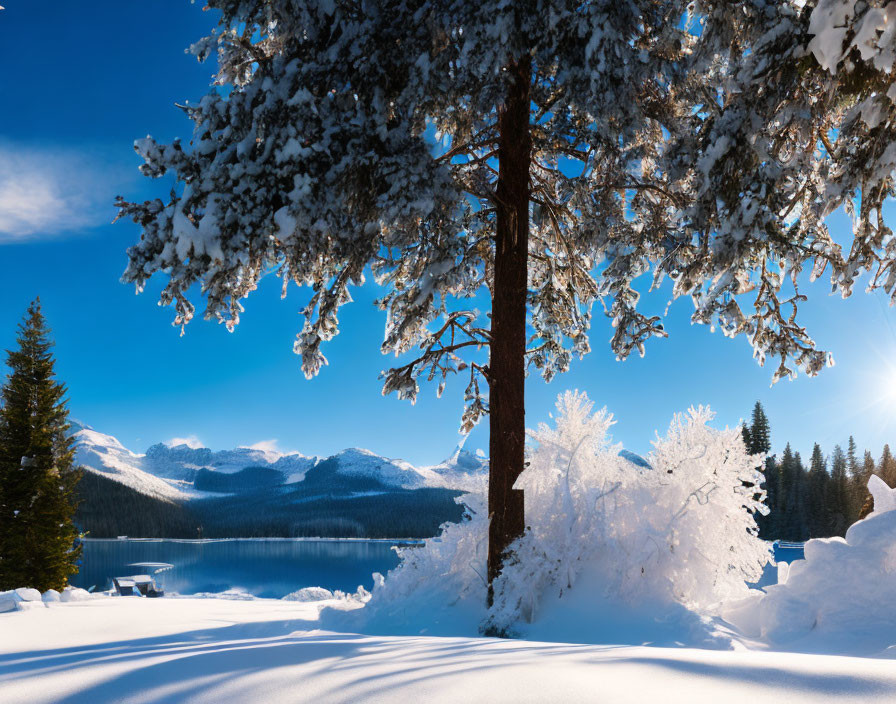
left=2, top=618, right=893, bottom=703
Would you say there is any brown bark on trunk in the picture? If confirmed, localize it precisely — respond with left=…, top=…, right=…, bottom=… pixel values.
left=488, top=55, right=531, bottom=598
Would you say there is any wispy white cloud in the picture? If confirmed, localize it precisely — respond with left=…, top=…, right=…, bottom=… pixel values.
left=240, top=439, right=294, bottom=455
left=0, top=142, right=122, bottom=242
left=166, top=435, right=204, bottom=449
left=244, top=439, right=280, bottom=453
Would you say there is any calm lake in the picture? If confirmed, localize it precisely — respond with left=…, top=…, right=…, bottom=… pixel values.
left=71, top=539, right=407, bottom=598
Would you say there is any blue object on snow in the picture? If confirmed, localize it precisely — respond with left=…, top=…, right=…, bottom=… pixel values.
left=773, top=541, right=805, bottom=564
left=618, top=449, right=651, bottom=469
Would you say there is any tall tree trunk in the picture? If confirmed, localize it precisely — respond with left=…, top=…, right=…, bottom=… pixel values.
left=488, top=56, right=531, bottom=597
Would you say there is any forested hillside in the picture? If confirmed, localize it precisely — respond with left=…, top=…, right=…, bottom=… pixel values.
left=75, top=472, right=197, bottom=538
left=75, top=470, right=464, bottom=539
left=194, top=487, right=465, bottom=538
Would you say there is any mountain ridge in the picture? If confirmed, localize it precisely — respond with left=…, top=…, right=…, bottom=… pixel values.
left=71, top=422, right=487, bottom=502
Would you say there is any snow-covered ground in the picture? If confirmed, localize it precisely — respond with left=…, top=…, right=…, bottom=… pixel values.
left=2, top=596, right=896, bottom=704
left=9, top=399, right=889, bottom=701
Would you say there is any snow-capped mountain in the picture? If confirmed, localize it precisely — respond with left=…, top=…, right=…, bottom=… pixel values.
left=320, top=448, right=439, bottom=489
left=72, top=423, right=194, bottom=502
left=72, top=422, right=488, bottom=501
left=422, top=446, right=490, bottom=492
left=141, top=442, right=317, bottom=483
left=72, top=423, right=655, bottom=540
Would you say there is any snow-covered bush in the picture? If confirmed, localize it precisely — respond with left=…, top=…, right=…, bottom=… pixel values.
left=724, top=475, right=896, bottom=656
left=283, top=585, right=372, bottom=605
left=335, top=489, right=491, bottom=636
left=486, top=392, right=769, bottom=634
left=349, top=392, right=769, bottom=640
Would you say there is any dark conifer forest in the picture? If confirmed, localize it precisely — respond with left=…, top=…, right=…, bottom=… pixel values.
left=75, top=472, right=465, bottom=540
left=744, top=401, right=894, bottom=541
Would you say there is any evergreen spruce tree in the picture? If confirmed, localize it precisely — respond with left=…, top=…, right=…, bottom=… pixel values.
left=781, top=447, right=809, bottom=541
left=743, top=401, right=774, bottom=537
left=880, top=444, right=896, bottom=488
left=0, top=301, right=81, bottom=591
left=746, top=402, right=771, bottom=455
left=807, top=443, right=831, bottom=538
left=847, top=436, right=858, bottom=477
left=845, top=435, right=860, bottom=522
left=827, top=444, right=849, bottom=536
left=853, top=450, right=877, bottom=521
left=777, top=443, right=796, bottom=521
left=757, top=455, right=779, bottom=539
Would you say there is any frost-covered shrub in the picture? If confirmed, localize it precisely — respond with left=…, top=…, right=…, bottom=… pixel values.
left=354, top=392, right=769, bottom=639
left=337, top=488, right=490, bottom=636
left=486, top=392, right=769, bottom=633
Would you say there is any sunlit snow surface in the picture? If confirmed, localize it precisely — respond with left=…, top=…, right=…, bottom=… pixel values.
left=39, top=405, right=896, bottom=701
left=2, top=597, right=896, bottom=704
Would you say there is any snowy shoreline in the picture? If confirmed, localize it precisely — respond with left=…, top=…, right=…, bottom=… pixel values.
left=81, top=536, right=426, bottom=545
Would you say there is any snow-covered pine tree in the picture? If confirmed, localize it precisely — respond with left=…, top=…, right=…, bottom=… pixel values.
left=116, top=1, right=896, bottom=586
left=0, top=301, right=81, bottom=592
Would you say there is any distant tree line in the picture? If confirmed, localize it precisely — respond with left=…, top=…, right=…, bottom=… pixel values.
left=75, top=472, right=196, bottom=539
left=743, top=402, right=895, bottom=541
left=75, top=472, right=465, bottom=540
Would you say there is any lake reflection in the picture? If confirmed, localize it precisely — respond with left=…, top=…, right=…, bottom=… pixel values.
left=72, top=539, right=405, bottom=598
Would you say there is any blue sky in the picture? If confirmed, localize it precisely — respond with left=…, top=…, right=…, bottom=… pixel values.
left=2, top=1, right=896, bottom=466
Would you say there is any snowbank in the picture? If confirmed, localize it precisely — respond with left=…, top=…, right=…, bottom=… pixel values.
left=59, top=587, right=91, bottom=603
left=0, top=586, right=94, bottom=613
left=723, top=475, right=896, bottom=657
left=0, top=588, right=43, bottom=613
left=282, top=586, right=334, bottom=602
